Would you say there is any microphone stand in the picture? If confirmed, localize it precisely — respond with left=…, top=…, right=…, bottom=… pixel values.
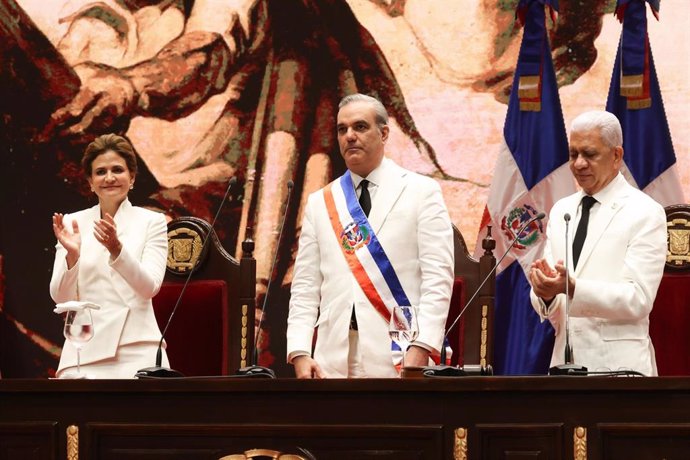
left=235, top=180, right=294, bottom=378
left=549, top=213, right=588, bottom=376
left=427, top=212, right=546, bottom=377
left=135, top=177, right=237, bottom=378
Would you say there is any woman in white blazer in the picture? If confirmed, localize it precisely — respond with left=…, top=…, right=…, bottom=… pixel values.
left=50, top=134, right=168, bottom=379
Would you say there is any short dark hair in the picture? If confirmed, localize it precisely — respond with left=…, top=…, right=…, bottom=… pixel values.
left=82, top=134, right=138, bottom=177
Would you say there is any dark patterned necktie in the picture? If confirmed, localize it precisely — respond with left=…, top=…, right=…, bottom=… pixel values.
left=572, top=195, right=597, bottom=269
left=359, top=179, right=371, bottom=217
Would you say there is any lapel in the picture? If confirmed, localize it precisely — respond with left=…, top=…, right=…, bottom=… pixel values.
left=574, top=178, right=628, bottom=275
left=87, top=199, right=133, bottom=234
left=113, top=199, right=132, bottom=242
left=108, top=200, right=136, bottom=306
left=80, top=204, right=101, bottom=255
left=366, top=158, right=407, bottom=234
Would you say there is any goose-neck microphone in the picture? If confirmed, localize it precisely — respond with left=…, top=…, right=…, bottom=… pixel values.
left=549, top=212, right=588, bottom=376
left=437, top=211, right=546, bottom=368
left=235, top=180, right=294, bottom=378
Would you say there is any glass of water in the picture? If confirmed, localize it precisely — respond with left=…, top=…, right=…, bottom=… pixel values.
left=63, top=309, right=94, bottom=378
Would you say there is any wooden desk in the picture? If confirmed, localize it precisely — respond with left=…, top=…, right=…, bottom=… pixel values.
left=1, top=377, right=690, bottom=459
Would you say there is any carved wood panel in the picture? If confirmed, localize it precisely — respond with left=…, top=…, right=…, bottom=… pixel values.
left=0, top=422, right=58, bottom=460
left=473, top=423, right=564, bottom=460
left=84, top=423, right=444, bottom=460
left=599, top=423, right=690, bottom=460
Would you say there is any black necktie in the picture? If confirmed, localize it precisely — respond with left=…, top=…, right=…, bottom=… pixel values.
left=359, top=179, right=371, bottom=217
left=572, top=195, right=597, bottom=269
left=351, top=179, right=372, bottom=331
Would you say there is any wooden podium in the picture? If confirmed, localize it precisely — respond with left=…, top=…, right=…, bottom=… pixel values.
left=1, top=377, right=690, bottom=459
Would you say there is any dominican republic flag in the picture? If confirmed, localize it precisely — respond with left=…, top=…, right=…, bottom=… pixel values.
left=606, top=0, right=685, bottom=206
left=475, top=0, right=575, bottom=375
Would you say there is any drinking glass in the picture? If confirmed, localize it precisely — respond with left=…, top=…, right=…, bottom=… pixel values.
left=388, top=305, right=419, bottom=370
left=63, top=309, right=94, bottom=378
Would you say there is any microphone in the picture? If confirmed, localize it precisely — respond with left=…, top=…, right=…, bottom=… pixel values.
left=135, top=177, right=238, bottom=378
left=435, top=211, right=546, bottom=371
left=563, top=213, right=572, bottom=364
left=235, top=180, right=294, bottom=378
left=422, top=364, right=493, bottom=377
left=549, top=212, right=588, bottom=376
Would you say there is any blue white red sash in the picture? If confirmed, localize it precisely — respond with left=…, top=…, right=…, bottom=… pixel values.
left=323, top=172, right=411, bottom=323
left=323, top=171, right=450, bottom=366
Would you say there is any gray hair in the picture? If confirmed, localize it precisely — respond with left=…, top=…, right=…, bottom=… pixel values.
left=338, top=93, right=389, bottom=128
left=570, top=110, right=623, bottom=148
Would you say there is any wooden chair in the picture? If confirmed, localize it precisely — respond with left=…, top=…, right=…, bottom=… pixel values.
left=446, top=224, right=496, bottom=369
left=152, top=217, right=256, bottom=376
left=650, top=204, right=690, bottom=375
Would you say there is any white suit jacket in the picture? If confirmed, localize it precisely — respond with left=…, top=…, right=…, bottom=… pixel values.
left=287, top=158, right=454, bottom=378
left=530, top=174, right=667, bottom=375
left=50, top=199, right=168, bottom=372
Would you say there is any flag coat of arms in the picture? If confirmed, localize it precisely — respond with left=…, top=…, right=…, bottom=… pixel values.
left=476, top=0, right=576, bottom=375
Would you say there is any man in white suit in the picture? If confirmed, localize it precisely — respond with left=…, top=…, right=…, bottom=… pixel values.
left=529, top=110, right=667, bottom=376
left=286, top=94, right=454, bottom=378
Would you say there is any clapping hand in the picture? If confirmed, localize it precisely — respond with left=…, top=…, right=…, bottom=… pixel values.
left=94, top=213, right=122, bottom=258
left=53, top=213, right=81, bottom=268
left=529, top=258, right=574, bottom=301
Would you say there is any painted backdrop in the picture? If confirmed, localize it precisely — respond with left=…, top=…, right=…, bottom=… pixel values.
left=1, top=0, right=688, bottom=377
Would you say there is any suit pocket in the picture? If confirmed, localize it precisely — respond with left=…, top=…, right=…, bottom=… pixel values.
left=601, top=322, right=647, bottom=341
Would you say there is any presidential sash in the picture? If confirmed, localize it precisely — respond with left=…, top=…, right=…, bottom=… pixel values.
left=323, top=171, right=451, bottom=366
left=323, top=172, right=411, bottom=324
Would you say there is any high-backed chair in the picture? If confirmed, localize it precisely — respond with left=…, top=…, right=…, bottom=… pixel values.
left=446, top=224, right=496, bottom=368
left=152, top=217, right=256, bottom=376
left=650, top=204, right=690, bottom=376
